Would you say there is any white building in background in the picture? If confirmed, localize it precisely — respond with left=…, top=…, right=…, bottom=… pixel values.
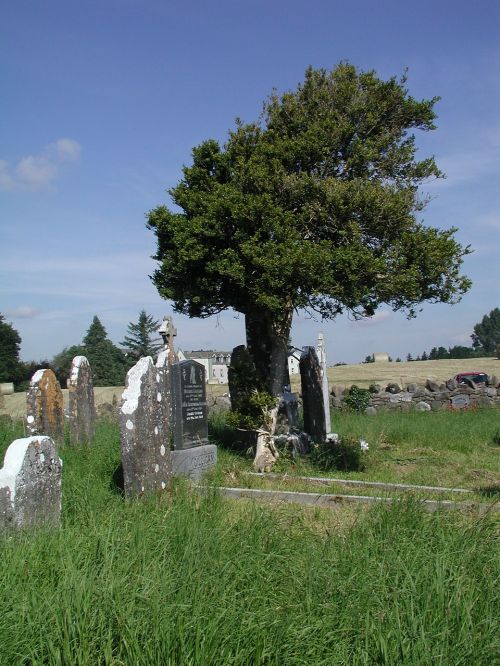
left=177, top=350, right=232, bottom=384
left=288, top=350, right=301, bottom=375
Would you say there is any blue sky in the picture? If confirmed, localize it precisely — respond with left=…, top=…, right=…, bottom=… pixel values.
left=1, top=0, right=499, bottom=364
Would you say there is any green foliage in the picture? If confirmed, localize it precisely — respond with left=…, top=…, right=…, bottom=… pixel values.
left=492, top=429, right=500, bottom=446
left=121, top=310, right=163, bottom=362
left=51, top=344, right=85, bottom=386
left=147, top=63, right=471, bottom=394
left=311, top=434, right=367, bottom=471
left=363, top=354, right=374, bottom=363
left=343, top=384, right=371, bottom=412
left=226, top=390, right=276, bottom=430
left=83, top=316, right=127, bottom=386
left=471, top=307, right=500, bottom=354
left=0, top=314, right=21, bottom=383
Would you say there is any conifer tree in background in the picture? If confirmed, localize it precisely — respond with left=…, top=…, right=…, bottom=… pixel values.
left=51, top=345, right=85, bottom=386
left=471, top=307, right=500, bottom=355
left=121, top=310, right=163, bottom=361
left=0, top=313, right=21, bottom=382
left=82, top=316, right=127, bottom=386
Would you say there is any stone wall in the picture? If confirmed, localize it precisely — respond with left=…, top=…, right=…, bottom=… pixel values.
left=331, top=376, right=500, bottom=413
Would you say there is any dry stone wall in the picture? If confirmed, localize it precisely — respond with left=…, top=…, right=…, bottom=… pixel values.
left=331, top=376, right=500, bottom=412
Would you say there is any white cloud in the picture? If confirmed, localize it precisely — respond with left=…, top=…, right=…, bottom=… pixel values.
left=0, top=138, right=81, bottom=192
left=5, top=306, right=41, bottom=319
left=53, top=138, right=81, bottom=162
left=16, top=156, right=58, bottom=190
left=0, top=160, right=15, bottom=190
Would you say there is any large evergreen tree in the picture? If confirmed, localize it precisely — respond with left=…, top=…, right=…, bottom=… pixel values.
left=471, top=308, right=500, bottom=354
left=0, top=314, right=21, bottom=382
left=148, top=63, right=471, bottom=397
left=83, top=316, right=127, bottom=386
left=121, top=310, right=163, bottom=361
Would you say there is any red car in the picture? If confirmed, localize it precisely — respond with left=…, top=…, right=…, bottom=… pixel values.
left=455, top=372, right=489, bottom=385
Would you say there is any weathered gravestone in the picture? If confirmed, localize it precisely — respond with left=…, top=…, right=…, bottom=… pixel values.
left=68, top=356, right=96, bottom=445
left=317, top=332, right=331, bottom=433
left=120, top=357, right=172, bottom=497
left=0, top=436, right=62, bottom=529
left=300, top=346, right=326, bottom=444
left=170, top=359, right=216, bottom=480
left=26, top=369, right=64, bottom=444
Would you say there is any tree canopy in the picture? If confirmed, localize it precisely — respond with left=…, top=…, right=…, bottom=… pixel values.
left=82, top=316, right=127, bottom=386
left=148, top=63, right=471, bottom=395
left=121, top=311, right=163, bottom=362
left=0, top=314, right=21, bottom=382
left=471, top=308, right=500, bottom=355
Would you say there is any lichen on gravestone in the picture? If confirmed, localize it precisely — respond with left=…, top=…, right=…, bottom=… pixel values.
left=26, top=369, right=64, bottom=444
left=68, top=356, right=96, bottom=445
left=0, top=436, right=62, bottom=529
left=119, top=357, right=172, bottom=498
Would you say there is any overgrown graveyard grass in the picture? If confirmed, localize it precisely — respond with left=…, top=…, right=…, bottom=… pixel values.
left=0, top=418, right=499, bottom=664
left=211, top=408, right=500, bottom=498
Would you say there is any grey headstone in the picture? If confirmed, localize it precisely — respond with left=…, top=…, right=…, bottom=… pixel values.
left=0, top=436, right=62, bottom=529
left=68, top=356, right=96, bottom=445
left=171, top=359, right=208, bottom=450
left=278, top=391, right=299, bottom=430
left=171, top=444, right=217, bottom=481
left=415, top=401, right=431, bottom=412
left=450, top=394, right=471, bottom=409
left=300, top=346, right=326, bottom=444
left=120, top=357, right=172, bottom=498
left=26, top=369, right=64, bottom=444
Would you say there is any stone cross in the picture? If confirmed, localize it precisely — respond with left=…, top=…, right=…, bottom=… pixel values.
left=316, top=332, right=331, bottom=433
left=0, top=436, right=62, bottom=529
left=299, top=346, right=326, bottom=444
left=68, top=356, right=96, bottom=445
left=26, top=369, right=64, bottom=444
left=159, top=315, right=177, bottom=364
left=119, top=356, right=172, bottom=498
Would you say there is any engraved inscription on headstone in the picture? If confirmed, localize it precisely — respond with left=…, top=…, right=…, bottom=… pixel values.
left=26, top=369, right=64, bottom=444
left=171, top=360, right=208, bottom=450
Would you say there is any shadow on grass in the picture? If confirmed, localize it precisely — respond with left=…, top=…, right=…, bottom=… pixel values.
left=208, top=414, right=255, bottom=453
left=476, top=484, right=500, bottom=498
left=110, top=462, right=124, bottom=496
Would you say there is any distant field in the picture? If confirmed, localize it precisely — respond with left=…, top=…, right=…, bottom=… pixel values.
left=316, top=356, right=499, bottom=390
left=2, top=357, right=499, bottom=418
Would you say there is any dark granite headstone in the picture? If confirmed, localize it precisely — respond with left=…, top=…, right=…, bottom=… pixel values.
left=26, top=369, right=64, bottom=444
left=300, top=346, right=326, bottom=444
left=170, top=360, right=208, bottom=450
left=68, top=356, right=96, bottom=445
left=120, top=357, right=172, bottom=497
left=0, top=436, right=62, bottom=529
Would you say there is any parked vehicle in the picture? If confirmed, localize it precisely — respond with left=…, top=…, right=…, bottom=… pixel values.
left=455, top=372, right=489, bottom=385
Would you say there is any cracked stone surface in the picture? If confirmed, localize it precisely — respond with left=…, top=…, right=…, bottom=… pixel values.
left=68, top=356, right=96, bottom=445
left=26, top=369, right=64, bottom=444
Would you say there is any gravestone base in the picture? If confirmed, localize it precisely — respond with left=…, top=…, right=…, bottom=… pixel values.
left=171, top=444, right=217, bottom=481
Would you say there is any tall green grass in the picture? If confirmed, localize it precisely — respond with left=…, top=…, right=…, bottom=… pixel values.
left=0, top=420, right=498, bottom=664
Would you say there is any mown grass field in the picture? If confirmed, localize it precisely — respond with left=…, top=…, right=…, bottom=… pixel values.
left=0, top=410, right=499, bottom=664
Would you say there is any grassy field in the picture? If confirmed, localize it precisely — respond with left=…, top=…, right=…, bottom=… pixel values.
left=0, top=413, right=499, bottom=664
left=2, top=356, right=498, bottom=419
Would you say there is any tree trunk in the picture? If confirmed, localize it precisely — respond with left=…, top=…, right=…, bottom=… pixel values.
left=245, top=309, right=292, bottom=398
